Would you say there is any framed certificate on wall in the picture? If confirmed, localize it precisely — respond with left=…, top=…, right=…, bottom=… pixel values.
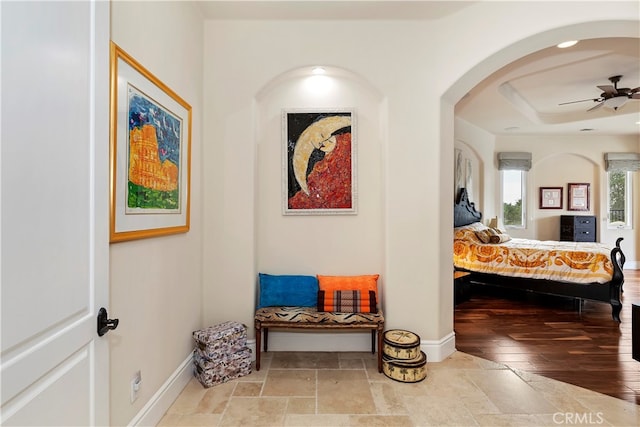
left=540, top=187, right=562, bottom=209
left=568, top=183, right=590, bottom=211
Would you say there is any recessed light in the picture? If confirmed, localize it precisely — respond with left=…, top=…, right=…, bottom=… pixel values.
left=557, top=40, right=578, bottom=48
left=504, top=126, right=520, bottom=131
left=580, top=128, right=594, bottom=132
left=557, top=40, right=579, bottom=48
left=312, top=67, right=326, bottom=75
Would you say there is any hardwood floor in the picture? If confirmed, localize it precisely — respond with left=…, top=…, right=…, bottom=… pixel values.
left=455, top=269, right=640, bottom=405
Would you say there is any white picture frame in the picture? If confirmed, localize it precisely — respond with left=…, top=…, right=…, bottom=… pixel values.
left=282, top=108, right=357, bottom=215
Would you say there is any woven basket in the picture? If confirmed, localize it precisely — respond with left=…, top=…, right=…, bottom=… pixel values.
left=382, top=351, right=427, bottom=383
left=382, top=329, right=420, bottom=360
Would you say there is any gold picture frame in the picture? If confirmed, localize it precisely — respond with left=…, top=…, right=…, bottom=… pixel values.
left=109, top=42, right=192, bottom=242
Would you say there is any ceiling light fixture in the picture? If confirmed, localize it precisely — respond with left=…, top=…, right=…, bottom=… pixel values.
left=312, top=67, right=326, bottom=75
left=557, top=40, right=578, bottom=48
left=602, top=96, right=629, bottom=111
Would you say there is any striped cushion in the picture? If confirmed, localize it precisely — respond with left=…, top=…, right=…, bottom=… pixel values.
left=317, top=290, right=377, bottom=313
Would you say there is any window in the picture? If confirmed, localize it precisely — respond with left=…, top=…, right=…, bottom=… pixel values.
left=498, top=152, right=531, bottom=228
left=502, top=169, right=526, bottom=228
left=604, top=152, right=638, bottom=229
left=607, top=170, right=632, bottom=228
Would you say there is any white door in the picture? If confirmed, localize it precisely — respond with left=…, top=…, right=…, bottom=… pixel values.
left=1, top=1, right=110, bottom=425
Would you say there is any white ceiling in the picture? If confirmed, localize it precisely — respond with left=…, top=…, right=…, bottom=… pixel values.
left=199, top=1, right=474, bottom=20
left=456, top=37, right=640, bottom=137
left=199, top=2, right=640, bottom=137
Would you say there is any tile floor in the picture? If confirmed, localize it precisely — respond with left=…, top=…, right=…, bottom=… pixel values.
left=159, top=351, right=639, bottom=426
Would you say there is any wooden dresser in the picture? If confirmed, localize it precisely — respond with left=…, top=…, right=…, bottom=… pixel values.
left=560, top=215, right=596, bottom=242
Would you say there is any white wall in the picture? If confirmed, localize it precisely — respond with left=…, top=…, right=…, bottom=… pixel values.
left=254, top=68, right=385, bottom=348
left=202, top=1, right=639, bottom=366
left=109, top=2, right=203, bottom=425
left=202, top=18, right=454, bottom=358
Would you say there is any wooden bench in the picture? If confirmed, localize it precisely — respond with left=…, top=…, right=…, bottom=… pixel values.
left=254, top=306, right=385, bottom=372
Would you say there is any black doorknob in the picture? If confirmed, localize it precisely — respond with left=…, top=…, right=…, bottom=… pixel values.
left=97, top=307, right=119, bottom=336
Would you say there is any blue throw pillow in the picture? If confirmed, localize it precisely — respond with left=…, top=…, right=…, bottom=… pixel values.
left=258, top=274, right=318, bottom=308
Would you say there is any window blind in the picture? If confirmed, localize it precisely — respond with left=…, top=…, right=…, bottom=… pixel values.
left=604, top=152, right=640, bottom=172
left=497, top=152, right=531, bottom=171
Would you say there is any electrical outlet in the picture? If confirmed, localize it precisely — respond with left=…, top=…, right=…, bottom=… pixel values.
left=130, top=370, right=142, bottom=403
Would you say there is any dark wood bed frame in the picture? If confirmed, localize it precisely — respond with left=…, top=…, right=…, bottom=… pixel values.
left=454, top=188, right=625, bottom=322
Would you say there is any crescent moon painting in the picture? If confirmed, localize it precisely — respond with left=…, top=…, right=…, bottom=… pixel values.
left=283, top=109, right=356, bottom=215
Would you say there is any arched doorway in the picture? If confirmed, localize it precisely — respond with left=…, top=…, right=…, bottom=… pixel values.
left=445, top=22, right=639, bottom=402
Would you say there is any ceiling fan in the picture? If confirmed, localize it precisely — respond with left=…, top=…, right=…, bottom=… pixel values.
left=559, top=75, right=640, bottom=111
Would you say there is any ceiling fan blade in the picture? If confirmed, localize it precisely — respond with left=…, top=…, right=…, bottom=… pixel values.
left=631, top=93, right=640, bottom=99
left=558, top=98, right=599, bottom=105
left=586, top=101, right=604, bottom=112
left=597, top=84, right=617, bottom=95
left=629, top=87, right=640, bottom=94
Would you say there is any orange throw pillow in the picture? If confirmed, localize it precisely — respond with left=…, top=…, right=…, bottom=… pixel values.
left=317, top=274, right=379, bottom=305
left=317, top=274, right=379, bottom=291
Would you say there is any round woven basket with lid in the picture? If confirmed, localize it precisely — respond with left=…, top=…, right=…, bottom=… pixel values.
left=382, top=329, right=421, bottom=360
left=382, top=351, right=427, bottom=383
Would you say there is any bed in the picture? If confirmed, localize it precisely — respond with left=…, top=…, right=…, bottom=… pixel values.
left=453, top=188, right=625, bottom=321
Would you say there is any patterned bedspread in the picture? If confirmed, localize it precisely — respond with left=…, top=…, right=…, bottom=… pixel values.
left=454, top=223, right=614, bottom=284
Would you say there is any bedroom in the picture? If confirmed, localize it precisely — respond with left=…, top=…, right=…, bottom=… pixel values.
left=452, top=34, right=639, bottom=321
left=452, top=33, right=639, bottom=402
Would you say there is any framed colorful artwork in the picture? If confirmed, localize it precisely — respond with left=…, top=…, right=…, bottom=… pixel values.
left=282, top=109, right=356, bottom=215
left=567, top=183, right=590, bottom=211
left=539, top=187, right=562, bottom=209
left=109, top=42, right=192, bottom=242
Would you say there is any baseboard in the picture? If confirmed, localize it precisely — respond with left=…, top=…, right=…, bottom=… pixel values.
left=420, top=332, right=456, bottom=362
left=251, top=330, right=456, bottom=362
left=128, top=353, right=193, bottom=427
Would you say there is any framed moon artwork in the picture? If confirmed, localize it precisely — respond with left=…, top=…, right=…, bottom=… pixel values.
left=282, top=109, right=357, bottom=215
